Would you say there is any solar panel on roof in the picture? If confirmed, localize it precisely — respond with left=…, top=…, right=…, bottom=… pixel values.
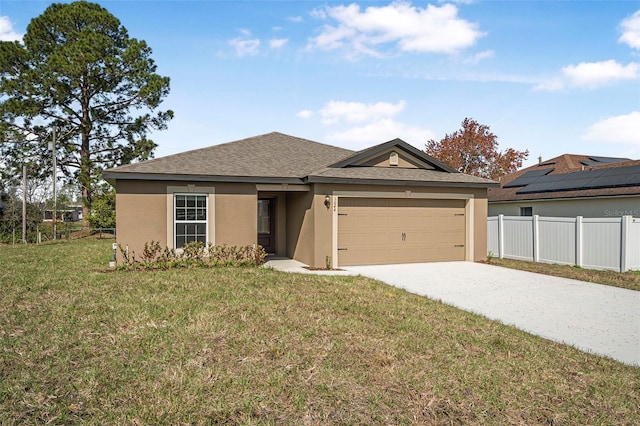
left=503, top=168, right=553, bottom=188
left=512, top=163, right=640, bottom=194
left=517, top=181, right=564, bottom=194
left=595, top=176, right=633, bottom=187
left=588, top=156, right=630, bottom=164
left=526, top=168, right=555, bottom=177
left=561, top=178, right=597, bottom=189
left=627, top=173, right=640, bottom=185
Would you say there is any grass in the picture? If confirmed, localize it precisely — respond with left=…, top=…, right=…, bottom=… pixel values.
left=489, top=257, right=640, bottom=291
left=1, top=239, right=639, bottom=425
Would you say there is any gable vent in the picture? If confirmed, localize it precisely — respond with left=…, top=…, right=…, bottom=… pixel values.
left=389, top=151, right=399, bottom=166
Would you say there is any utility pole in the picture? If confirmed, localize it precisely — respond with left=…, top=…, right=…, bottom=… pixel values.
left=22, top=164, right=27, bottom=243
left=50, top=127, right=57, bottom=240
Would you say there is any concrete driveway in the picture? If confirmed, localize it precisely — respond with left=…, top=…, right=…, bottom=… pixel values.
left=344, top=262, right=640, bottom=366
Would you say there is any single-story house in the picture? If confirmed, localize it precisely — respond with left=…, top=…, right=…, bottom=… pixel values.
left=43, top=205, right=83, bottom=222
left=104, top=132, right=497, bottom=268
left=489, top=154, right=640, bottom=218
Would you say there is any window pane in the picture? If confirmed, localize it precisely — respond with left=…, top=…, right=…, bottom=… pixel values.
left=175, top=194, right=207, bottom=248
left=258, top=200, right=270, bottom=234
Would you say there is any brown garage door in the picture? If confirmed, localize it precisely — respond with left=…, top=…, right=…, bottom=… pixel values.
left=338, top=198, right=466, bottom=266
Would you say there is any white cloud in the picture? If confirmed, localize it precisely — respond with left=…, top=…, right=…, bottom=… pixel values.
left=582, top=112, right=640, bottom=146
left=297, top=109, right=314, bottom=119
left=536, top=60, right=640, bottom=91
left=320, top=100, right=406, bottom=124
left=307, top=2, right=484, bottom=58
left=0, top=16, right=22, bottom=42
left=288, top=16, right=304, bottom=23
left=439, top=0, right=475, bottom=4
left=229, top=37, right=260, bottom=56
left=304, top=99, right=432, bottom=148
left=464, top=49, right=494, bottom=64
left=619, top=10, right=640, bottom=50
left=327, top=118, right=434, bottom=147
left=269, top=38, right=288, bottom=49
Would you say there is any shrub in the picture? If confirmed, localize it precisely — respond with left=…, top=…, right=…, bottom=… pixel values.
left=117, top=241, right=267, bottom=270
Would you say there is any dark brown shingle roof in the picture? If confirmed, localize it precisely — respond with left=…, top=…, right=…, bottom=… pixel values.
left=309, top=166, right=493, bottom=186
left=105, top=132, right=353, bottom=179
left=104, top=132, right=497, bottom=187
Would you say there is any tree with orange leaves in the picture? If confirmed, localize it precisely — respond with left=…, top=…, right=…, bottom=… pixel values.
left=425, top=118, right=528, bottom=180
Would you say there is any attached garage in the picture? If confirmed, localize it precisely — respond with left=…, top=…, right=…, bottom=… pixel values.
left=337, top=197, right=467, bottom=266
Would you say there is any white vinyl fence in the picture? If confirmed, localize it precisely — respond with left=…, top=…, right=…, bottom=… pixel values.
left=487, top=215, right=640, bottom=272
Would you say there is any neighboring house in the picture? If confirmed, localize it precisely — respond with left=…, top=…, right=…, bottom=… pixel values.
left=103, top=132, right=497, bottom=268
left=43, top=205, right=83, bottom=222
left=489, top=154, right=640, bottom=218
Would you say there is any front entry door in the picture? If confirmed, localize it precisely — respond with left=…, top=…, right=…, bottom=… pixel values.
left=258, top=198, right=276, bottom=253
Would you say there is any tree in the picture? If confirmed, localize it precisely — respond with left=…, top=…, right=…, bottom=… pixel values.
left=87, top=185, right=115, bottom=229
left=0, top=186, right=43, bottom=243
left=425, top=118, right=529, bottom=180
left=0, top=1, right=172, bottom=224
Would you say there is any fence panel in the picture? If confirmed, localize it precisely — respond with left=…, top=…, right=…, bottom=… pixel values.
left=487, top=215, right=639, bottom=272
left=538, top=217, right=576, bottom=266
left=627, top=218, right=640, bottom=271
left=487, top=217, right=499, bottom=256
left=502, top=217, right=533, bottom=261
left=582, top=218, right=621, bottom=271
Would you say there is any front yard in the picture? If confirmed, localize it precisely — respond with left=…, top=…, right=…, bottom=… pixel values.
left=1, top=239, right=638, bottom=424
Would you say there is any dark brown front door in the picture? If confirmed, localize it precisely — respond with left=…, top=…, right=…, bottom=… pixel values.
left=258, top=198, right=276, bottom=253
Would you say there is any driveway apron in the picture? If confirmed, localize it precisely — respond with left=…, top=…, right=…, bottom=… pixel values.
left=344, top=262, right=640, bottom=366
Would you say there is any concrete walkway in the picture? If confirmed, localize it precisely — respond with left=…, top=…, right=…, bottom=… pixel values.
left=265, top=258, right=640, bottom=366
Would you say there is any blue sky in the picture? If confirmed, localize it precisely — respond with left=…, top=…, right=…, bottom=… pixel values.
left=1, top=0, right=639, bottom=167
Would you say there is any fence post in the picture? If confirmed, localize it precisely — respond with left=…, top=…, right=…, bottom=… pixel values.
left=621, top=215, right=631, bottom=273
left=498, top=214, right=504, bottom=259
left=532, top=215, right=539, bottom=262
left=575, top=216, right=583, bottom=268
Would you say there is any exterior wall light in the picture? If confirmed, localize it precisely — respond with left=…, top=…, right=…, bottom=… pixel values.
left=324, top=195, right=331, bottom=209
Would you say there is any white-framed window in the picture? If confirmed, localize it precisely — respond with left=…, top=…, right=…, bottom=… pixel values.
left=174, top=194, right=207, bottom=248
left=520, top=206, right=533, bottom=216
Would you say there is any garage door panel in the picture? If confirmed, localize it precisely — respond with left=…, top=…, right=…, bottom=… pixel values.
left=338, top=197, right=466, bottom=266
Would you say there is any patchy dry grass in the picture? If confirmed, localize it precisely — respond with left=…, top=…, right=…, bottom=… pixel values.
left=1, top=239, right=639, bottom=425
left=489, top=257, right=640, bottom=291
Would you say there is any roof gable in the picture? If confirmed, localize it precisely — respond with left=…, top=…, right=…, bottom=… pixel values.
left=328, top=138, right=457, bottom=173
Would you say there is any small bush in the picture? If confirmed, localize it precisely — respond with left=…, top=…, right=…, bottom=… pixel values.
left=118, top=241, right=266, bottom=270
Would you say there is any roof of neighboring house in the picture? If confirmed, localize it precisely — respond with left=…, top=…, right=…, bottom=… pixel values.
left=104, top=132, right=497, bottom=188
left=489, top=154, right=640, bottom=202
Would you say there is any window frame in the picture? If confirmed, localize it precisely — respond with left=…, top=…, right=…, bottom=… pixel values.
left=174, top=193, right=208, bottom=249
left=520, top=206, right=533, bottom=217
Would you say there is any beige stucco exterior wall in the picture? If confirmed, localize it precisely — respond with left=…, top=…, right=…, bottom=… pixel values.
left=215, top=183, right=257, bottom=247
left=472, top=196, right=489, bottom=262
left=489, top=196, right=640, bottom=218
left=115, top=180, right=168, bottom=259
left=115, top=180, right=258, bottom=260
left=115, top=179, right=489, bottom=268
left=285, top=191, right=315, bottom=265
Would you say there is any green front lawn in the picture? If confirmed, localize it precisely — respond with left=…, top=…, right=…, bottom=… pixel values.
left=489, top=257, right=640, bottom=291
left=1, top=239, right=638, bottom=424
